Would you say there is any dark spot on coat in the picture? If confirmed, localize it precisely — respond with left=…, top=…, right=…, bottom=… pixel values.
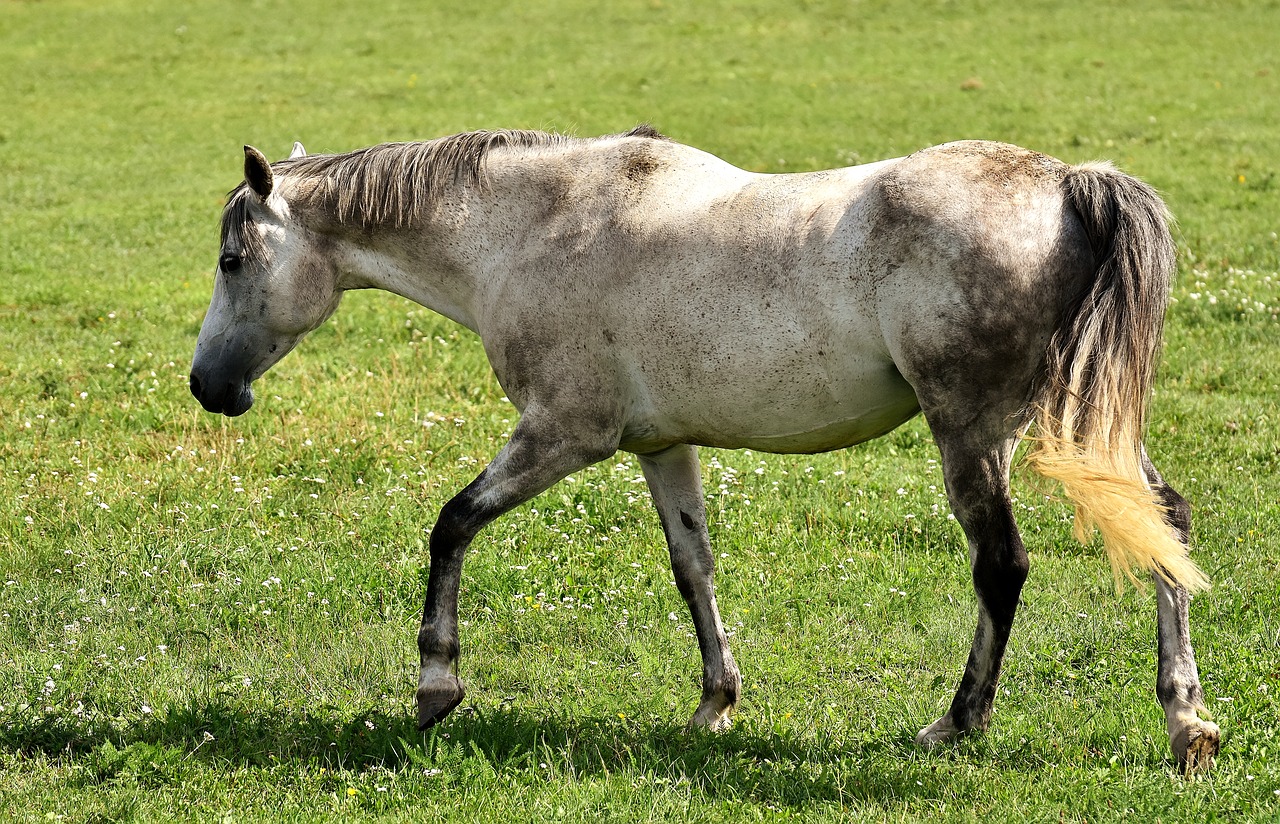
left=623, top=146, right=660, bottom=184
left=542, top=173, right=575, bottom=219
left=926, top=141, right=1065, bottom=190
left=498, top=332, right=556, bottom=399
left=680, top=510, right=695, bottom=530
left=602, top=329, right=616, bottom=344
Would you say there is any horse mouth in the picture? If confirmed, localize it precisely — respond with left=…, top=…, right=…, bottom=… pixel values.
left=189, top=373, right=254, bottom=417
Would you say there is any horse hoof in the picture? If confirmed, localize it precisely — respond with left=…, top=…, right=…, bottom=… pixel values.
left=688, top=707, right=733, bottom=733
left=416, top=674, right=466, bottom=729
left=1175, top=720, right=1220, bottom=774
left=687, top=693, right=736, bottom=732
left=915, top=716, right=962, bottom=749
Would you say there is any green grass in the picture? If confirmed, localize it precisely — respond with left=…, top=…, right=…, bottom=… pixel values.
left=1, top=0, right=1278, bottom=820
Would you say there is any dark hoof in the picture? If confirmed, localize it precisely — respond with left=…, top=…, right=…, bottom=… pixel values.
left=417, top=674, right=466, bottom=729
left=1175, top=721, right=1221, bottom=775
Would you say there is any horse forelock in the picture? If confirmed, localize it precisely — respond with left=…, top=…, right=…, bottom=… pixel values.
left=263, top=126, right=666, bottom=228
left=219, top=184, right=268, bottom=262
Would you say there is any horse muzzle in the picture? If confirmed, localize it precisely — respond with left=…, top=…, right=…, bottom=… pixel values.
left=189, top=368, right=255, bottom=417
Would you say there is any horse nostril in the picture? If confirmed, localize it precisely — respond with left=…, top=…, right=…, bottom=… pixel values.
left=190, top=373, right=202, bottom=399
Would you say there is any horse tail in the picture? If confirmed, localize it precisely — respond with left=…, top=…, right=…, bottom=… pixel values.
left=1026, top=162, right=1209, bottom=591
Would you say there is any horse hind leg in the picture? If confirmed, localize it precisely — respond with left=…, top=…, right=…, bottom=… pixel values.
left=916, top=431, right=1029, bottom=748
left=1143, top=449, right=1220, bottom=772
left=639, top=444, right=741, bottom=731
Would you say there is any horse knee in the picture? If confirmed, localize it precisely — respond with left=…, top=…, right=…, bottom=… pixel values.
left=432, top=491, right=487, bottom=550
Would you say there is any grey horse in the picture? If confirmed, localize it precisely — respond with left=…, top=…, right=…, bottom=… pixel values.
left=191, top=127, right=1218, bottom=770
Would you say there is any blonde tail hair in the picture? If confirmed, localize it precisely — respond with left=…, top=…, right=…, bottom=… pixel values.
left=1026, top=162, right=1209, bottom=592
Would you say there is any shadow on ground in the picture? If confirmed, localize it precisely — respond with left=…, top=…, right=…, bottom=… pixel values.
left=0, top=699, right=978, bottom=807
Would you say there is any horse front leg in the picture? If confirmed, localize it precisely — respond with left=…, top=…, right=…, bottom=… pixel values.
left=1144, top=450, right=1220, bottom=772
left=916, top=437, right=1028, bottom=747
left=417, top=410, right=618, bottom=728
left=416, top=490, right=475, bottom=727
left=639, top=445, right=741, bottom=731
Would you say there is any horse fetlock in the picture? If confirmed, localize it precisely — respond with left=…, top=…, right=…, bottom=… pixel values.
left=417, top=622, right=460, bottom=659
left=687, top=668, right=739, bottom=732
left=713, top=660, right=742, bottom=703
left=416, top=672, right=466, bottom=729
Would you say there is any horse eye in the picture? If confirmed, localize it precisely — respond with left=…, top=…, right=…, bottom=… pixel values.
left=219, top=253, right=243, bottom=273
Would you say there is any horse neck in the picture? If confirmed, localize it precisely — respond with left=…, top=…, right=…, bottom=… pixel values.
left=285, top=149, right=570, bottom=333
left=300, top=194, right=492, bottom=333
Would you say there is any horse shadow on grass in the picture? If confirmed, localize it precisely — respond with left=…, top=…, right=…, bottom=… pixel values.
left=2, top=700, right=1015, bottom=806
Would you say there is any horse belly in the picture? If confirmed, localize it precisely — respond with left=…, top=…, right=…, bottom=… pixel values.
left=627, top=348, right=921, bottom=455
left=726, top=388, right=921, bottom=453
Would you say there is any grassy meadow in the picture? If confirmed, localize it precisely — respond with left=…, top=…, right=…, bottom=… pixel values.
left=2, top=0, right=1278, bottom=820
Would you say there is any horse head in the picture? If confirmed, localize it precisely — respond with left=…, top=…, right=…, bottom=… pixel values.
left=190, top=142, right=341, bottom=416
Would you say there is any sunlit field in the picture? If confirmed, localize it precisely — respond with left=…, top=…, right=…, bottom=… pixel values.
left=2, top=0, right=1278, bottom=820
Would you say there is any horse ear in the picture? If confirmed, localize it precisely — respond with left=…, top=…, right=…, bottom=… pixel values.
left=243, top=145, right=273, bottom=199
left=289, top=141, right=307, bottom=159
